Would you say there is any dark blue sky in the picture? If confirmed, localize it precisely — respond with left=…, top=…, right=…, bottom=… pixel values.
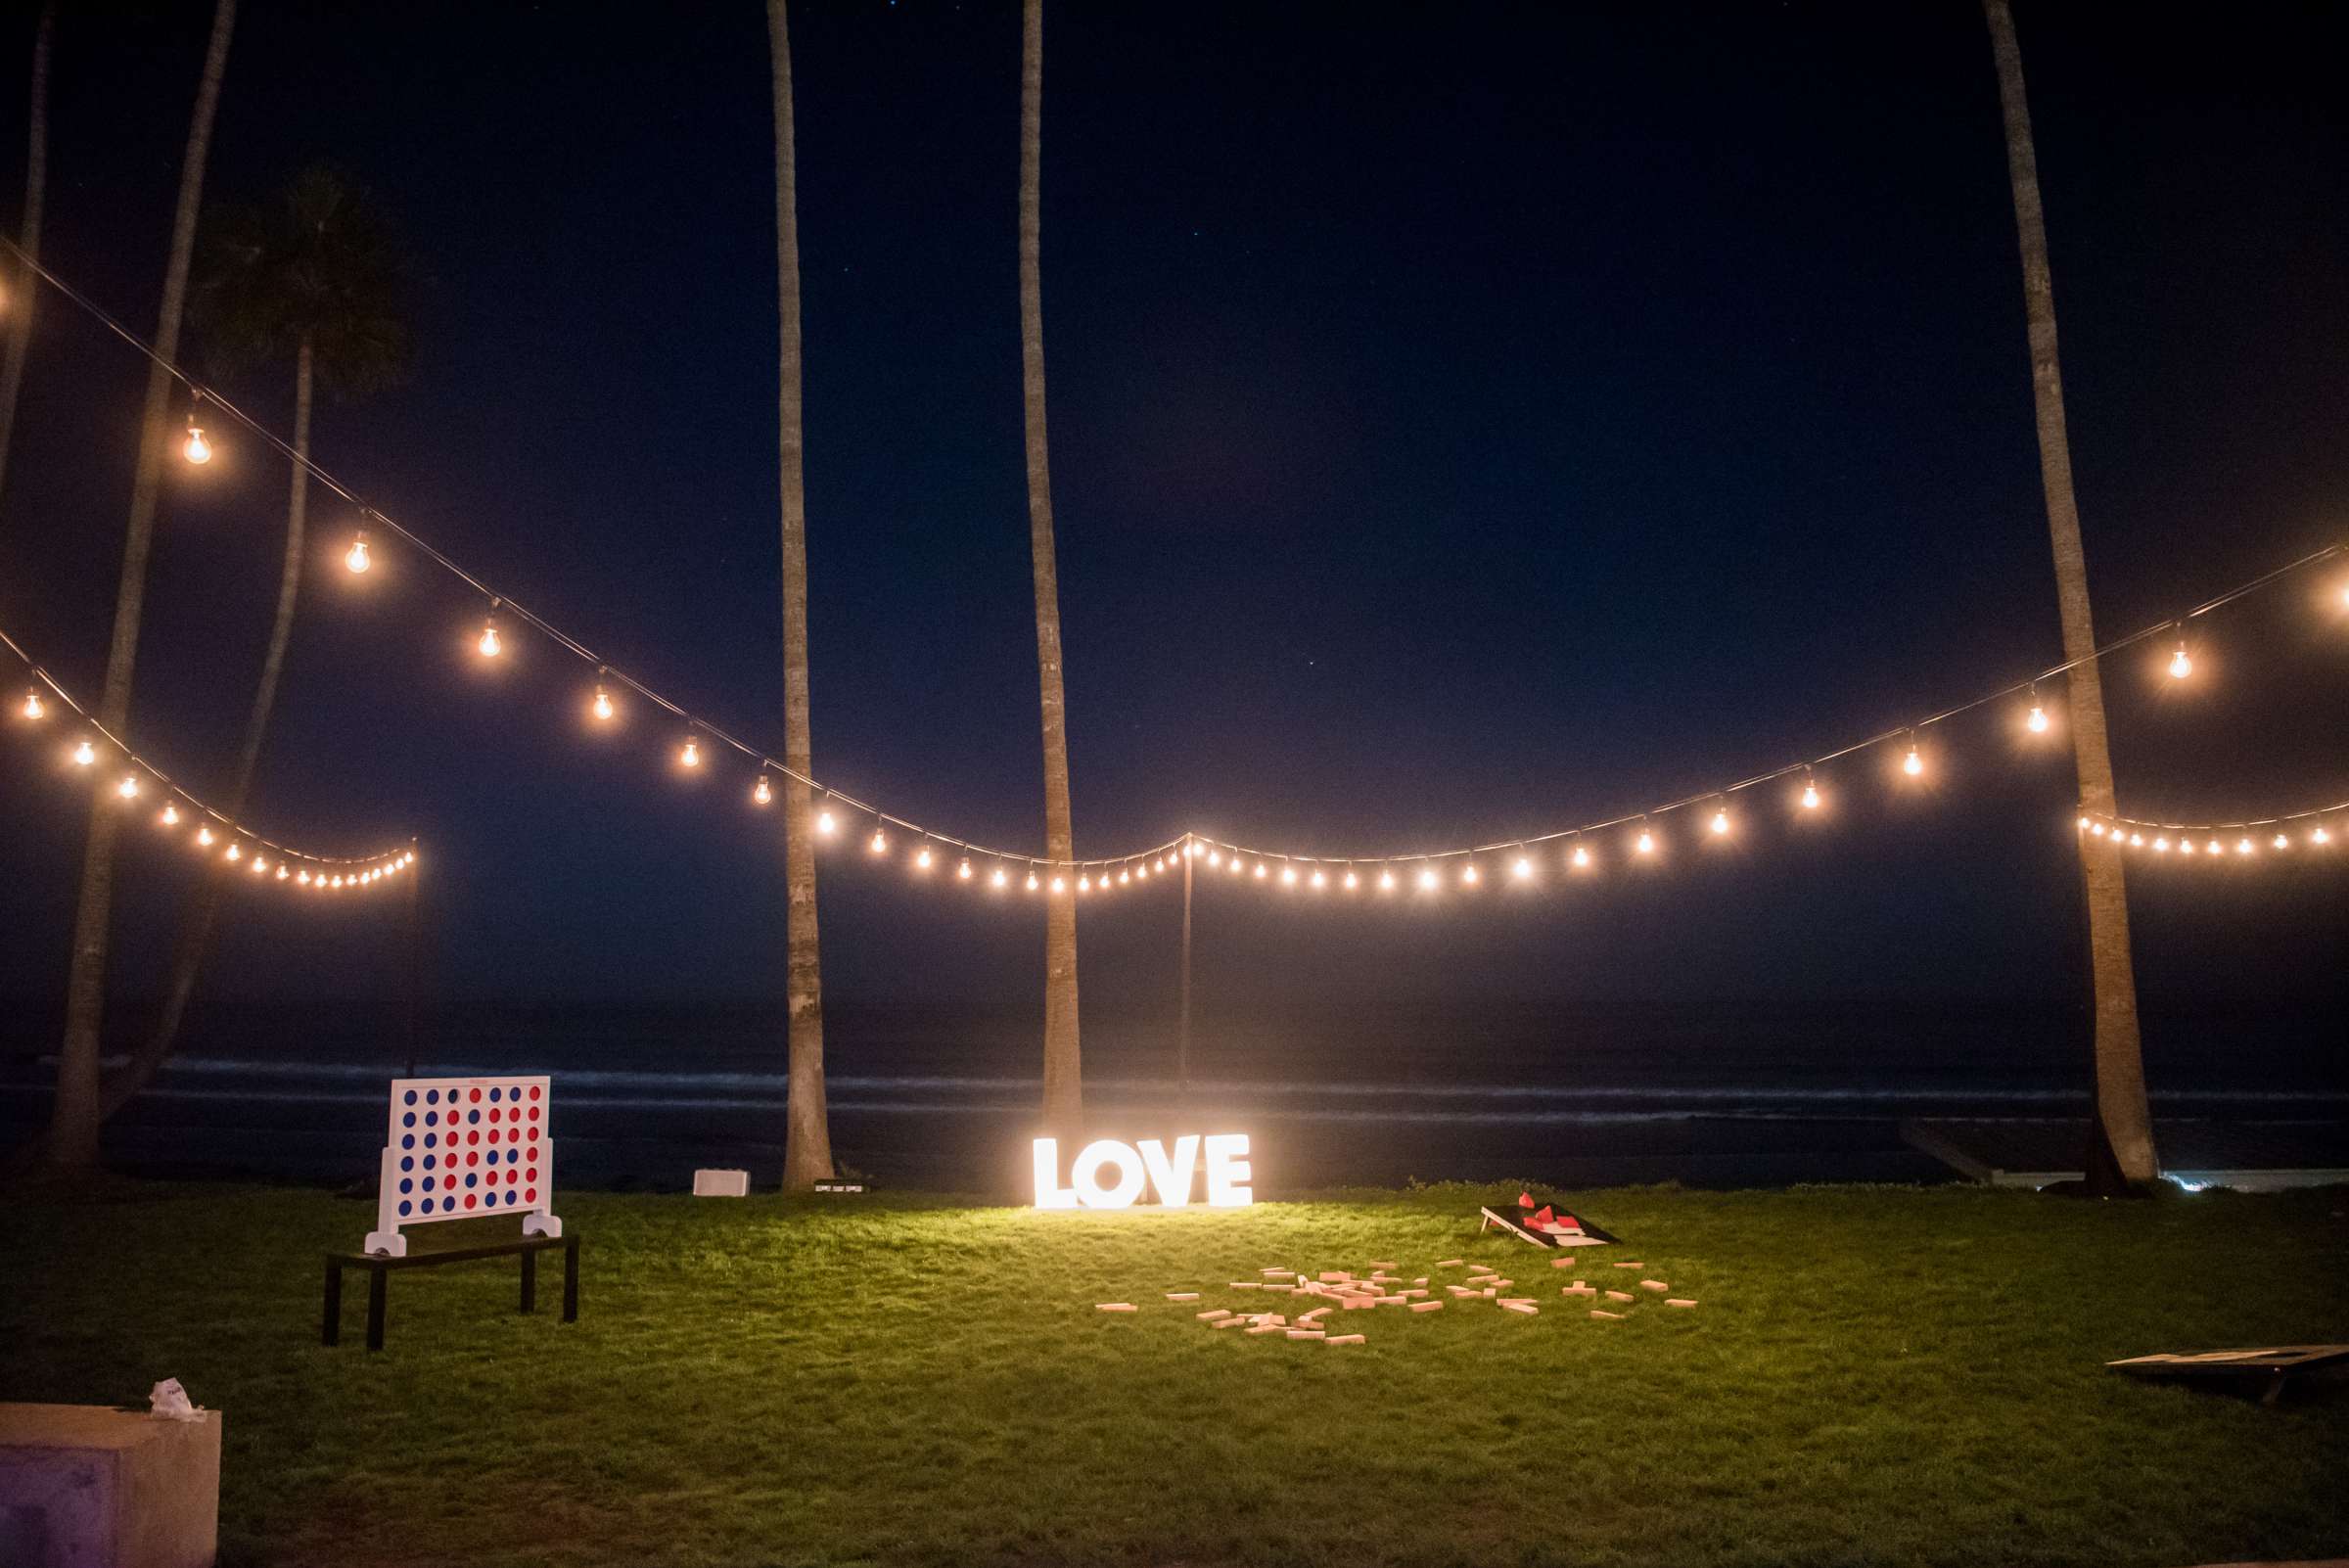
left=0, top=3, right=2342, bottom=1072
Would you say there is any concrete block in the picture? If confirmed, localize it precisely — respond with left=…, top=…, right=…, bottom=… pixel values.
left=692, top=1169, right=749, bottom=1197
left=0, top=1403, right=222, bottom=1568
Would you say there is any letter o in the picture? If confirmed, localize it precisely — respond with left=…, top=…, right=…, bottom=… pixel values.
left=1070, top=1139, right=1146, bottom=1208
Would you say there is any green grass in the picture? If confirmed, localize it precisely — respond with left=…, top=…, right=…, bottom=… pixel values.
left=4, top=1180, right=2347, bottom=1568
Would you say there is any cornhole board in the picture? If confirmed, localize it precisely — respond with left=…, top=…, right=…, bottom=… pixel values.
left=367, top=1076, right=559, bottom=1257
left=2108, top=1344, right=2349, bottom=1407
left=1480, top=1192, right=1619, bottom=1248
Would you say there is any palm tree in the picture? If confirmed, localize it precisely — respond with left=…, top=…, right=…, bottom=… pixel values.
left=0, top=0, right=58, bottom=514
left=89, top=164, right=412, bottom=1124
left=1981, top=0, right=2157, bottom=1182
left=768, top=0, right=834, bottom=1190
left=48, top=0, right=237, bottom=1178
left=1020, top=0, right=1082, bottom=1130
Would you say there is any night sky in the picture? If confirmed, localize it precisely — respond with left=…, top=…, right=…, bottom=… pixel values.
left=0, top=4, right=2342, bottom=1084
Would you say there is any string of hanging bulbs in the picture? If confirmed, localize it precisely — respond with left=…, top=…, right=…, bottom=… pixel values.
left=4, top=624, right=417, bottom=895
left=9, top=239, right=2348, bottom=900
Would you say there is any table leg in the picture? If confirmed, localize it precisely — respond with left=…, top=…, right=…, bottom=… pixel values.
left=323, top=1260, right=343, bottom=1347
left=521, top=1245, right=537, bottom=1314
left=366, top=1265, right=388, bottom=1352
left=562, top=1236, right=578, bottom=1323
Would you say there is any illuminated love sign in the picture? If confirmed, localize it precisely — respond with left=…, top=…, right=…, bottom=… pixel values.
left=1032, top=1134, right=1253, bottom=1210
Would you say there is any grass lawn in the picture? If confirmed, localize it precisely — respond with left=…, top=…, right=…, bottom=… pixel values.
left=4, top=1180, right=2347, bottom=1568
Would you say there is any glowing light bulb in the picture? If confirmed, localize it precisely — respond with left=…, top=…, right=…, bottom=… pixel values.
left=1227, top=856, right=1241, bottom=875
left=1078, top=874, right=1090, bottom=892
left=332, top=875, right=345, bottom=888
left=2091, top=822, right=2106, bottom=837
left=71, top=737, right=95, bottom=765
left=182, top=423, right=211, bottom=464
left=1379, top=869, right=1396, bottom=891
left=679, top=736, right=701, bottom=767
left=2128, top=834, right=2142, bottom=847
left=161, top=804, right=180, bottom=826
left=225, top=843, right=243, bottom=861
left=916, top=846, right=933, bottom=870
left=1635, top=829, right=1654, bottom=854
left=2205, top=839, right=2221, bottom=854
left=753, top=774, right=771, bottom=806
left=870, top=828, right=888, bottom=854
left=1026, top=871, right=1039, bottom=891
left=959, top=860, right=974, bottom=880
left=1800, top=776, right=1820, bottom=809
left=1136, top=864, right=1148, bottom=879
left=277, top=864, right=290, bottom=879
left=2315, top=828, right=2333, bottom=845
left=1710, top=808, right=1729, bottom=836
left=1512, top=856, right=1533, bottom=880
left=2168, top=642, right=2192, bottom=679
left=1050, top=876, right=1065, bottom=893
left=2236, top=838, right=2253, bottom=854
left=1120, top=868, right=1131, bottom=884
left=251, top=856, right=267, bottom=875
left=1903, top=745, right=1923, bottom=777
left=345, top=532, right=371, bottom=574
left=1417, top=867, right=1439, bottom=891
left=197, top=827, right=214, bottom=847
left=2273, top=834, right=2289, bottom=850
left=991, top=866, right=1008, bottom=887
left=1280, top=866, right=1297, bottom=885
left=1310, top=869, right=1325, bottom=889
left=817, top=808, right=837, bottom=835
left=21, top=689, right=42, bottom=719
left=1572, top=845, right=1591, bottom=868
left=2179, top=839, right=2196, bottom=855
left=1343, top=871, right=1358, bottom=890
left=2077, top=815, right=2091, bottom=830
left=116, top=774, right=139, bottom=800
left=1461, top=863, right=1480, bottom=886
left=593, top=685, right=614, bottom=721
left=2152, top=837, right=2169, bottom=853
left=1208, top=851, right=1221, bottom=867
left=2026, top=703, right=2049, bottom=733
left=298, top=870, right=311, bottom=885
left=478, top=618, right=502, bottom=658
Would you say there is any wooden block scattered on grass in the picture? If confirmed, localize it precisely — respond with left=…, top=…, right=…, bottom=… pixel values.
left=1482, top=1288, right=1497, bottom=1298
left=1260, top=1268, right=1294, bottom=1278
left=1465, top=1273, right=1499, bottom=1286
left=1318, top=1271, right=1352, bottom=1283
left=1097, top=1304, right=1137, bottom=1313
left=1437, top=1259, right=1464, bottom=1268
left=1287, top=1329, right=1327, bottom=1340
left=1605, top=1290, right=1635, bottom=1303
left=1231, top=1281, right=1261, bottom=1290
left=1265, top=1284, right=1296, bottom=1293
left=1215, top=1316, right=1250, bottom=1329
left=1341, top=1297, right=1374, bottom=1311
left=1551, top=1258, right=1578, bottom=1268
left=1410, top=1300, right=1445, bottom=1314
left=1368, top=1261, right=1398, bottom=1269
left=1247, top=1323, right=1285, bottom=1335
left=1590, top=1310, right=1624, bottom=1320
left=1196, top=1309, right=1232, bottom=1320
left=1665, top=1299, right=1698, bottom=1310
left=1499, top=1301, right=1539, bottom=1315
left=1168, top=1292, right=1201, bottom=1302
left=1326, top=1333, right=1366, bottom=1346
left=1562, top=1285, right=1596, bottom=1298
left=1613, top=1262, right=1643, bottom=1269
left=1639, top=1281, right=1669, bottom=1292
left=1448, top=1285, right=1477, bottom=1298
left=1375, top=1296, right=1408, bottom=1307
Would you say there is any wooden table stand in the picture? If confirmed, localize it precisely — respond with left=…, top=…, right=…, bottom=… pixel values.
left=324, top=1232, right=579, bottom=1352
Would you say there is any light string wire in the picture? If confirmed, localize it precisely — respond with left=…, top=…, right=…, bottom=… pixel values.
left=8, top=238, right=2344, bottom=883
left=4, top=621, right=417, bottom=881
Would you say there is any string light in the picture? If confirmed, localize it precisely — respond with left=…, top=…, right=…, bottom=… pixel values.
left=1571, top=844, right=1591, bottom=868
left=1343, top=870, right=1358, bottom=890
left=1309, top=869, right=1325, bottom=889
left=115, top=774, right=139, bottom=800
left=345, top=531, right=371, bottom=574
left=959, top=859, right=974, bottom=880
left=816, top=807, right=836, bottom=835
left=1903, top=737, right=1924, bottom=777
left=991, top=866, right=1008, bottom=887
left=1460, top=862, right=1480, bottom=886
left=20, top=689, right=41, bottom=719
left=1227, top=856, right=1240, bottom=875
left=2025, top=686, right=2050, bottom=733
left=1026, top=871, right=1039, bottom=891
left=1800, top=772, right=1820, bottom=810
left=182, top=411, right=210, bottom=465
left=72, top=737, right=95, bottom=765
left=2274, top=834, right=2290, bottom=850
left=1417, top=867, right=1439, bottom=891
left=1379, top=869, right=1396, bottom=891
left=2168, top=640, right=2193, bottom=680
left=160, top=803, right=179, bottom=826
left=915, top=846, right=934, bottom=871
left=225, top=843, right=243, bottom=861
left=2317, top=828, right=2333, bottom=845
left=679, top=734, right=701, bottom=767
left=1050, top=875, right=1065, bottom=893
left=1280, top=865, right=1297, bottom=886
left=196, top=827, right=214, bottom=847
left=592, top=675, right=615, bottom=721
left=752, top=773, right=771, bottom=806
left=869, top=827, right=888, bottom=854
left=477, top=603, right=503, bottom=659
left=1709, top=807, right=1730, bottom=836
left=1254, top=861, right=1267, bottom=879
left=1511, top=855, right=1533, bottom=880
left=1635, top=826, right=1655, bottom=855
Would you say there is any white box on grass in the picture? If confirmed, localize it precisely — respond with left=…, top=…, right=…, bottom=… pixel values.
left=693, top=1169, right=750, bottom=1197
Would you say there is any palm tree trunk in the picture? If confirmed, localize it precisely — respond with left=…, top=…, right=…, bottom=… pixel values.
left=95, top=332, right=311, bottom=1125
left=46, top=0, right=236, bottom=1176
left=1020, top=0, right=1082, bottom=1132
left=1981, top=0, right=2157, bottom=1182
left=768, top=0, right=833, bottom=1190
left=0, top=0, right=57, bottom=515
